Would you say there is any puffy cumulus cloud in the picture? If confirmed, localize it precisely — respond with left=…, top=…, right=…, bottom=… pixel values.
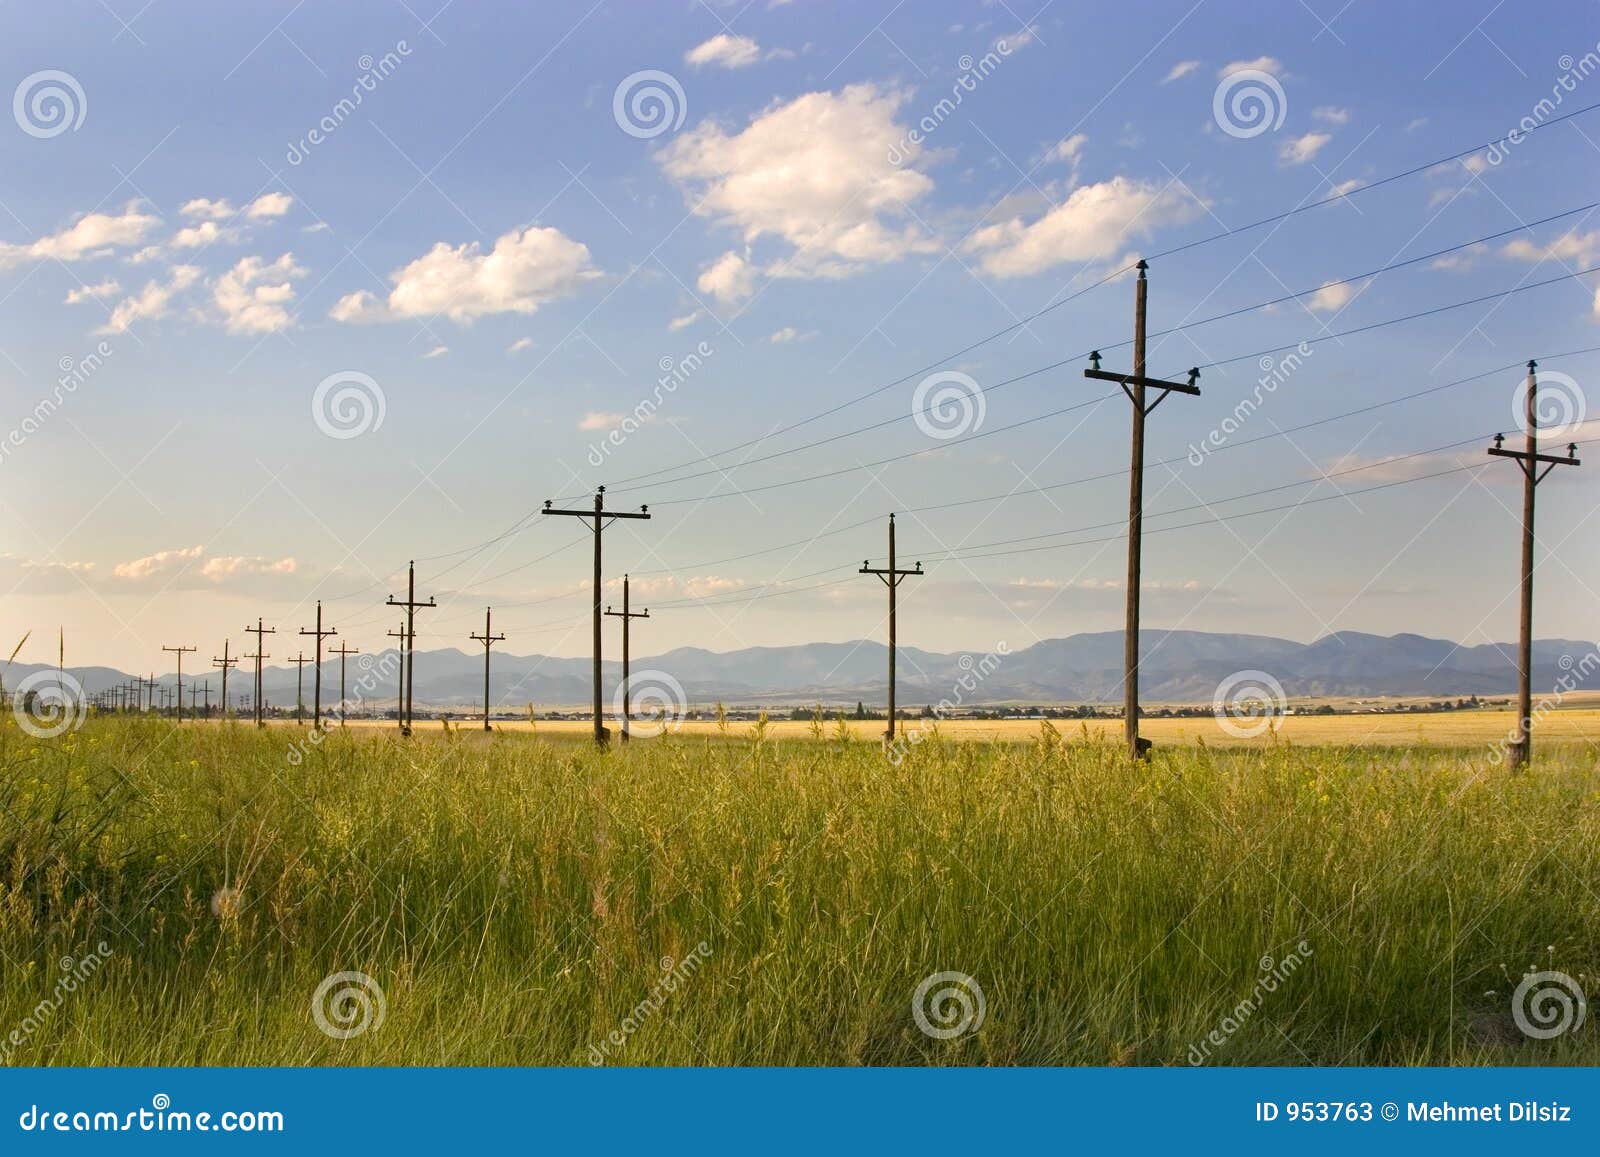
left=0, top=554, right=96, bottom=595
left=1218, top=56, right=1283, bottom=77
left=686, top=33, right=762, bottom=69
left=964, top=176, right=1201, bottom=278
left=579, top=411, right=623, bottom=430
left=1306, top=280, right=1356, bottom=313
left=98, top=265, right=201, bottom=333
left=171, top=220, right=236, bottom=249
left=1044, top=133, right=1088, bottom=165
left=198, top=555, right=297, bottom=580
left=180, top=193, right=294, bottom=221
left=1313, top=105, right=1350, bottom=125
left=213, top=253, right=304, bottom=334
left=245, top=192, right=294, bottom=219
left=0, top=202, right=160, bottom=268
left=180, top=197, right=234, bottom=221
left=330, top=225, right=599, bottom=323
left=63, top=278, right=120, bottom=304
left=1501, top=230, right=1600, bottom=265
left=112, top=545, right=203, bottom=580
left=1278, top=131, right=1331, bottom=166
left=696, top=250, right=757, bottom=303
left=661, top=84, right=938, bottom=300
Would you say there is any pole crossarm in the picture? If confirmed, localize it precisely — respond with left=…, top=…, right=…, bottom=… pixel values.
left=161, top=644, right=196, bottom=723
left=387, top=561, right=436, bottom=736
left=299, top=600, right=338, bottom=729
left=245, top=619, right=275, bottom=727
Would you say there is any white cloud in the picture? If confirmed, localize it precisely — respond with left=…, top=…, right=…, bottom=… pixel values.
left=1218, top=56, right=1283, bottom=77
left=180, top=193, right=292, bottom=222
left=686, top=33, right=762, bottom=69
left=245, top=192, right=294, bottom=219
left=579, top=412, right=623, bottom=430
left=965, top=176, right=1200, bottom=278
left=113, top=545, right=203, bottom=580
left=99, top=265, right=201, bottom=333
left=63, top=278, right=121, bottom=304
left=0, top=203, right=160, bottom=268
left=1328, top=177, right=1364, bottom=196
left=199, top=555, right=296, bottom=580
left=1278, top=132, right=1331, bottom=165
left=423, top=344, right=449, bottom=358
left=1501, top=231, right=1600, bottom=265
left=1431, top=243, right=1486, bottom=272
left=330, top=225, right=599, bottom=323
left=1161, top=60, right=1200, bottom=84
left=768, top=325, right=812, bottom=343
left=696, top=250, right=758, bottom=303
left=180, top=197, right=235, bottom=221
left=212, top=253, right=304, bottom=334
left=1313, top=105, right=1350, bottom=125
left=668, top=310, right=703, bottom=331
left=171, top=220, right=236, bottom=249
left=507, top=336, right=535, bottom=353
left=1044, top=132, right=1087, bottom=165
left=661, top=84, right=937, bottom=299
left=1307, top=280, right=1355, bottom=312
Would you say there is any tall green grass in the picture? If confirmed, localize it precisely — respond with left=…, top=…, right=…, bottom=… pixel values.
left=1, top=715, right=1595, bottom=1065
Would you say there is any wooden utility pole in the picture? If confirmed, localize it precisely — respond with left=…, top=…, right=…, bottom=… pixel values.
left=604, top=577, right=649, bottom=743
left=162, top=644, right=196, bottom=723
left=541, top=486, right=652, bottom=747
left=387, top=622, right=407, bottom=732
left=1083, top=260, right=1201, bottom=759
left=299, top=600, right=337, bottom=730
left=329, top=642, right=360, bottom=725
left=1487, top=359, right=1582, bottom=769
left=289, top=651, right=309, bottom=721
left=212, top=640, right=238, bottom=720
left=468, top=607, right=506, bottom=733
left=387, top=561, right=436, bottom=736
left=245, top=619, right=275, bottom=727
left=859, top=514, right=923, bottom=744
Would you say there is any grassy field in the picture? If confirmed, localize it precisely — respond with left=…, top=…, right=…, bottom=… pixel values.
left=2, top=713, right=1597, bottom=1066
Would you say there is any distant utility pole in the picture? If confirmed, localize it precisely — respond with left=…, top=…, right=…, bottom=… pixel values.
left=541, top=486, right=652, bottom=746
left=604, top=577, right=649, bottom=744
left=1487, top=359, right=1582, bottom=770
left=329, top=641, right=361, bottom=726
left=245, top=619, right=275, bottom=727
left=162, top=644, right=197, bottom=724
left=289, top=652, right=310, bottom=721
left=1084, top=259, right=1201, bottom=760
left=387, top=561, right=436, bottom=736
left=859, top=514, right=923, bottom=745
left=299, top=600, right=338, bottom=730
left=468, top=607, right=506, bottom=733
left=387, top=621, right=408, bottom=733
left=213, top=640, right=238, bottom=721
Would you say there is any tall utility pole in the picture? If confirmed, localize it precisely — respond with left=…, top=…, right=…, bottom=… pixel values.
left=1083, top=259, right=1201, bottom=760
left=146, top=672, right=156, bottom=713
left=468, top=607, right=506, bottom=733
left=387, top=622, right=407, bottom=732
left=387, top=561, right=436, bottom=736
left=1487, top=359, right=1582, bottom=769
left=329, top=641, right=360, bottom=725
left=289, top=652, right=309, bottom=721
left=162, top=644, right=196, bottom=724
left=604, top=577, right=649, bottom=743
left=245, top=619, right=275, bottom=727
left=201, top=680, right=210, bottom=716
left=541, top=486, right=652, bottom=746
left=299, top=601, right=338, bottom=730
left=859, top=514, right=923, bottom=745
left=213, top=640, right=238, bottom=721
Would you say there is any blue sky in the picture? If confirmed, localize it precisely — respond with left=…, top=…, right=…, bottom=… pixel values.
left=3, top=0, right=1599, bottom=673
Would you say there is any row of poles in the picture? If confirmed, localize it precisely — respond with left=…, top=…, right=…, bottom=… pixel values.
left=97, top=261, right=1577, bottom=765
